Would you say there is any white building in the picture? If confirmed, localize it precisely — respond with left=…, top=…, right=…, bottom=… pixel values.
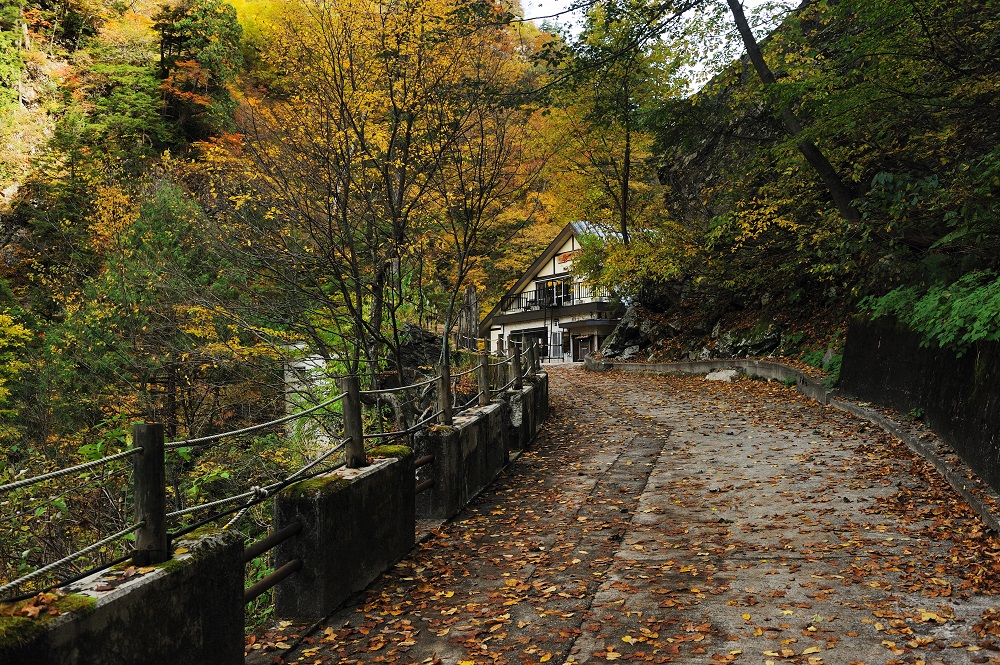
left=479, top=222, right=621, bottom=362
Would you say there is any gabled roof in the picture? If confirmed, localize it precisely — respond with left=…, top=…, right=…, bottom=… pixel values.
left=479, top=221, right=608, bottom=336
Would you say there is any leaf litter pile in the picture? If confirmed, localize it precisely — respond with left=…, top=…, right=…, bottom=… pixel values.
left=259, top=366, right=1000, bottom=665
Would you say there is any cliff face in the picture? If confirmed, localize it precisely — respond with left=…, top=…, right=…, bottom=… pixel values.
left=656, top=68, right=785, bottom=232
left=600, top=5, right=855, bottom=363
left=602, top=3, right=876, bottom=360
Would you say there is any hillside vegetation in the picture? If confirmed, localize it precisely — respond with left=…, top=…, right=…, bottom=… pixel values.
left=584, top=0, right=1000, bottom=368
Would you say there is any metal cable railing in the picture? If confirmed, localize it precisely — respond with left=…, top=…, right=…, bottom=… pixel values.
left=359, top=375, right=440, bottom=395
left=454, top=392, right=484, bottom=414
left=450, top=364, right=481, bottom=379
left=165, top=393, right=346, bottom=449
left=0, top=448, right=142, bottom=494
left=1, top=346, right=538, bottom=601
left=363, top=409, right=444, bottom=441
left=0, top=522, right=144, bottom=596
left=167, top=440, right=349, bottom=520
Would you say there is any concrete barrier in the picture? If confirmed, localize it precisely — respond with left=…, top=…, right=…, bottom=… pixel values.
left=414, top=371, right=549, bottom=520
left=840, top=316, right=1000, bottom=494
left=585, top=355, right=836, bottom=404
left=499, top=384, right=534, bottom=452
left=414, top=401, right=509, bottom=520
left=528, top=373, right=549, bottom=429
left=272, top=451, right=415, bottom=619
left=0, top=528, right=244, bottom=665
left=1, top=371, right=552, bottom=663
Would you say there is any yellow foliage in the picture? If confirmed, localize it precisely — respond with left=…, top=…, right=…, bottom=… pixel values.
left=98, top=12, right=157, bottom=49
left=88, top=183, right=140, bottom=254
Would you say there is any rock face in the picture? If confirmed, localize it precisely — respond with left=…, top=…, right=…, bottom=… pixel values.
left=398, top=324, right=442, bottom=369
left=599, top=304, right=785, bottom=362
left=599, top=306, right=651, bottom=359
left=714, top=322, right=781, bottom=358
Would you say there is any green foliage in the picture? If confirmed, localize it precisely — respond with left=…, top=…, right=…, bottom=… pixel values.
left=0, top=309, right=30, bottom=445
left=85, top=54, right=179, bottom=160
left=800, top=349, right=825, bottom=369
left=154, top=0, right=243, bottom=138
left=822, top=354, right=841, bottom=388
left=862, top=272, right=1000, bottom=356
left=0, top=31, right=23, bottom=109
left=575, top=226, right=692, bottom=298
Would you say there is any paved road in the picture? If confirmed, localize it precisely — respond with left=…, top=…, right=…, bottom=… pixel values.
left=272, top=365, right=1000, bottom=665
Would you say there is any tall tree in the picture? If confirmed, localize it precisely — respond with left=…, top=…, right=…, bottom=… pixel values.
left=723, top=0, right=859, bottom=223
left=559, top=0, right=691, bottom=245
left=153, top=0, right=243, bottom=139
left=202, top=0, right=539, bottom=389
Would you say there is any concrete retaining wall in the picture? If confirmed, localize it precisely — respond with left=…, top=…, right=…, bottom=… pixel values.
left=414, top=402, right=507, bottom=520
left=585, top=355, right=836, bottom=404
left=0, top=529, right=244, bottom=665
left=840, top=316, right=1000, bottom=493
left=1, top=371, right=552, bottom=663
left=273, top=455, right=415, bottom=619
left=416, top=372, right=548, bottom=520
left=499, top=383, right=535, bottom=453
left=529, top=374, right=549, bottom=430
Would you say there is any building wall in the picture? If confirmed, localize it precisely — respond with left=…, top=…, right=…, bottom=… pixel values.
left=486, top=233, right=618, bottom=360
left=512, top=235, right=580, bottom=295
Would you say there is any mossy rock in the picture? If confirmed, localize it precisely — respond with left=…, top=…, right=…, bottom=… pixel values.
left=0, top=593, right=96, bottom=650
left=368, top=444, right=412, bottom=459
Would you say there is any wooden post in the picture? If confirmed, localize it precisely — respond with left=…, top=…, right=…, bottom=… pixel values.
left=495, top=350, right=507, bottom=390
left=438, top=363, right=453, bottom=425
left=477, top=351, right=490, bottom=406
left=527, top=343, right=537, bottom=378
left=338, top=376, right=366, bottom=468
left=511, top=345, right=523, bottom=390
left=133, top=423, right=169, bottom=566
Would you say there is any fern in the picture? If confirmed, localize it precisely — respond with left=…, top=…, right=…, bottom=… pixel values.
left=861, top=271, right=1000, bottom=356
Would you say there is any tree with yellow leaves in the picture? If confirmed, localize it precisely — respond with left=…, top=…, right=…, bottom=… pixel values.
left=206, top=0, right=543, bottom=389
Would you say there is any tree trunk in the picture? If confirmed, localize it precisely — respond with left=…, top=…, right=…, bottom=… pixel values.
left=621, top=117, right=632, bottom=245
left=725, top=0, right=860, bottom=224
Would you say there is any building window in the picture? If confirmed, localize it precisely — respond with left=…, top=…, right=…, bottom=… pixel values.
left=536, top=277, right=572, bottom=307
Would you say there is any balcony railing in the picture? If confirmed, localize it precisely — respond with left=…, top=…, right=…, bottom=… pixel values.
left=499, top=282, right=611, bottom=314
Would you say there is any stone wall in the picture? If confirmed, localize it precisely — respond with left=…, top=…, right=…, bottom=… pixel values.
left=840, top=316, right=1000, bottom=492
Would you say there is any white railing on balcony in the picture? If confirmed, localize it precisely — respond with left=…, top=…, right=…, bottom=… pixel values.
left=499, top=281, right=611, bottom=314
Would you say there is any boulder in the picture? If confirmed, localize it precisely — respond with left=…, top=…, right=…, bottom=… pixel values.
left=705, top=369, right=739, bottom=382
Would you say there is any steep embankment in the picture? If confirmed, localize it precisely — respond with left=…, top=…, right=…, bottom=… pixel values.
left=597, top=0, right=999, bottom=384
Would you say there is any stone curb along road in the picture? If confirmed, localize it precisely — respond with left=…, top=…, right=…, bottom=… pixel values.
left=270, top=365, right=1000, bottom=665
